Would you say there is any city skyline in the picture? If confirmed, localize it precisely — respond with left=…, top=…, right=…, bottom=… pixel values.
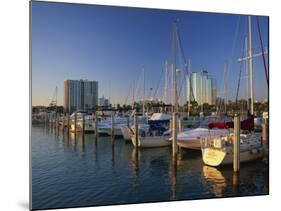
left=31, top=1, right=269, bottom=106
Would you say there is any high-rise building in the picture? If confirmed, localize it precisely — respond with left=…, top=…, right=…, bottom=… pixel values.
left=187, top=70, right=216, bottom=105
left=98, top=96, right=110, bottom=108
left=64, top=80, right=98, bottom=112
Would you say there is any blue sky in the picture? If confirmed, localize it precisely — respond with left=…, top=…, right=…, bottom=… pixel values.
left=31, top=1, right=269, bottom=106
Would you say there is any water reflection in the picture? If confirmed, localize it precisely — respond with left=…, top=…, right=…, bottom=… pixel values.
left=32, top=125, right=269, bottom=210
left=202, top=165, right=227, bottom=197
left=111, top=140, right=115, bottom=169
left=130, top=148, right=140, bottom=190
left=232, top=172, right=239, bottom=194
left=169, top=154, right=178, bottom=200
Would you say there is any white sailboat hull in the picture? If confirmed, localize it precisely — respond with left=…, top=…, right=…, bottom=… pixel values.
left=70, top=123, right=95, bottom=133
left=120, top=126, right=131, bottom=140
left=202, top=147, right=264, bottom=166
left=201, top=133, right=265, bottom=167
left=121, top=125, right=150, bottom=140
left=131, top=135, right=171, bottom=148
left=178, top=139, right=201, bottom=150
left=177, top=128, right=231, bottom=150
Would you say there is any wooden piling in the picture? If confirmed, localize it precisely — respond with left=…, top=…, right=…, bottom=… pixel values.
left=82, top=114, right=85, bottom=134
left=62, top=114, right=65, bottom=132
left=134, top=114, right=139, bottom=148
left=262, top=117, right=269, bottom=160
left=54, top=114, right=57, bottom=134
left=127, top=116, right=130, bottom=127
left=67, top=113, right=70, bottom=132
left=178, top=117, right=184, bottom=132
left=95, top=112, right=98, bottom=141
left=50, top=116, right=53, bottom=131
left=232, top=172, right=239, bottom=193
left=233, top=113, right=240, bottom=172
left=172, top=112, right=178, bottom=156
left=262, top=118, right=268, bottom=142
left=111, top=111, right=115, bottom=138
left=57, top=114, right=60, bottom=134
left=74, top=112, right=77, bottom=134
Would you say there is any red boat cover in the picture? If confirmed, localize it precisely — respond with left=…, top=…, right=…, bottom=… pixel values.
left=208, top=115, right=254, bottom=131
left=208, top=122, right=227, bottom=129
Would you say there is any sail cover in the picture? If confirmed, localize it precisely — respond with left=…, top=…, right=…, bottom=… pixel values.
left=208, top=115, right=254, bottom=131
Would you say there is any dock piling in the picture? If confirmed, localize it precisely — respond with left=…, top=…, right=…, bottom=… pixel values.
left=82, top=114, right=85, bottom=135
left=111, top=111, right=115, bottom=139
left=74, top=112, right=77, bottom=135
left=172, top=112, right=178, bottom=156
left=262, top=117, right=269, bottom=160
left=55, top=113, right=58, bottom=135
left=178, top=117, right=184, bottom=132
left=127, top=116, right=130, bottom=127
left=233, top=113, right=240, bottom=173
left=262, top=118, right=268, bottom=142
left=67, top=113, right=70, bottom=133
left=95, top=112, right=98, bottom=141
left=57, top=114, right=60, bottom=134
left=232, top=172, right=239, bottom=193
left=134, top=114, right=139, bottom=148
left=62, top=114, right=65, bottom=132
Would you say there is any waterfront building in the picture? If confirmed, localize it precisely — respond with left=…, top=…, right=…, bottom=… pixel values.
left=98, top=96, right=110, bottom=108
left=64, top=80, right=98, bottom=112
left=187, top=70, right=216, bottom=105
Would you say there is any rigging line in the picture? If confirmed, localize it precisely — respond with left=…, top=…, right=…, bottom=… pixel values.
left=176, top=26, right=188, bottom=96
left=153, top=63, right=165, bottom=99
left=225, top=16, right=241, bottom=86
left=134, top=69, right=143, bottom=102
left=178, top=67, right=186, bottom=104
left=176, top=26, right=196, bottom=102
left=123, top=81, right=133, bottom=105
left=229, top=16, right=241, bottom=61
left=235, top=35, right=246, bottom=105
left=177, top=46, right=187, bottom=102
left=219, top=16, right=240, bottom=112
left=256, top=16, right=269, bottom=87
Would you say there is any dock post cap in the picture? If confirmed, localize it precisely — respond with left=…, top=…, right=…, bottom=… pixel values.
left=234, top=113, right=240, bottom=117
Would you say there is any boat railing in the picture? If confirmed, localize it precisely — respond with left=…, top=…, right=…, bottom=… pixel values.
left=200, top=135, right=228, bottom=150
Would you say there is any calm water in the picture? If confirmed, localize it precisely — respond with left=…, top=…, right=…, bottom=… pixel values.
left=31, top=125, right=269, bottom=210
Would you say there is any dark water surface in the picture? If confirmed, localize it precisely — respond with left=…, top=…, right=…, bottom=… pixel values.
left=31, top=125, right=269, bottom=210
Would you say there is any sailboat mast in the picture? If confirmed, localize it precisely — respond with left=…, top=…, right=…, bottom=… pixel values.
left=248, top=16, right=254, bottom=115
left=224, top=63, right=228, bottom=114
left=173, top=21, right=178, bottom=113
left=164, top=60, right=168, bottom=105
left=187, top=59, right=191, bottom=117
left=245, top=34, right=249, bottom=111
left=142, top=66, right=145, bottom=116
left=201, top=70, right=203, bottom=114
left=132, top=80, right=135, bottom=109
left=55, top=86, right=58, bottom=113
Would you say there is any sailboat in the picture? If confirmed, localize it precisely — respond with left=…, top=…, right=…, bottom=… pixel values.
left=129, top=124, right=171, bottom=148
left=176, top=114, right=233, bottom=150
left=200, top=16, right=268, bottom=167
left=121, top=120, right=150, bottom=140
left=201, top=132, right=264, bottom=166
left=127, top=64, right=171, bottom=148
left=69, top=111, right=95, bottom=133
left=97, top=114, right=129, bottom=136
left=177, top=127, right=232, bottom=150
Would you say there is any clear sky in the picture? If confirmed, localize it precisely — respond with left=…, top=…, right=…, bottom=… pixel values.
left=31, top=1, right=269, bottom=106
